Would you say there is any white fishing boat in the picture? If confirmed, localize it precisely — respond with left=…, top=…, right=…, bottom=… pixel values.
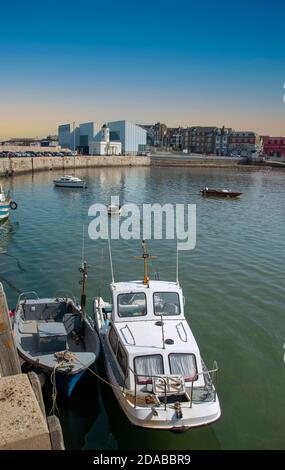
left=94, top=241, right=221, bottom=431
left=0, top=184, right=17, bottom=222
left=107, top=204, right=122, bottom=215
left=53, top=175, right=87, bottom=188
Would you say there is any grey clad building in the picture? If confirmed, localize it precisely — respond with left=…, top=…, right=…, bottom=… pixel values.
left=58, top=122, right=97, bottom=152
left=107, top=120, right=147, bottom=155
left=58, top=124, right=72, bottom=149
left=79, top=122, right=97, bottom=154
left=58, top=120, right=146, bottom=155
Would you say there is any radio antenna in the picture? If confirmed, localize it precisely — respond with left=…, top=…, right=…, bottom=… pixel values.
left=176, top=240, right=179, bottom=286
left=81, top=224, right=85, bottom=267
left=79, top=224, right=87, bottom=319
left=108, top=237, right=115, bottom=284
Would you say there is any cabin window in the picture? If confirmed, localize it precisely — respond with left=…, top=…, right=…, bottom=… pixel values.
left=153, top=292, right=181, bottom=316
left=134, top=354, right=164, bottom=384
left=117, top=293, right=147, bottom=317
left=108, top=325, right=118, bottom=355
left=168, top=353, right=197, bottom=382
left=117, top=342, right=128, bottom=376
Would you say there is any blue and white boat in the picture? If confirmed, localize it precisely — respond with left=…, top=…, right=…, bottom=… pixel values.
left=13, top=263, right=100, bottom=399
left=0, top=184, right=17, bottom=222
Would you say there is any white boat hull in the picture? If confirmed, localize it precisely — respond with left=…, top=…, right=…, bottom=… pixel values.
left=54, top=181, right=86, bottom=188
left=98, top=329, right=221, bottom=431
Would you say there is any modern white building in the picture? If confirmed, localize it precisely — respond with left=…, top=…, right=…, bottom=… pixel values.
left=107, top=120, right=147, bottom=155
left=89, top=125, right=122, bottom=156
left=58, top=120, right=146, bottom=155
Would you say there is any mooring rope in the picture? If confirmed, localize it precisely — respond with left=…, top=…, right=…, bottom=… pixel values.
left=49, top=351, right=76, bottom=416
left=49, top=351, right=132, bottom=416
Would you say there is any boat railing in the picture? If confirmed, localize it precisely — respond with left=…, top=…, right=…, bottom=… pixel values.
left=17, top=291, right=39, bottom=304
left=188, top=361, right=219, bottom=407
left=123, top=361, right=219, bottom=409
left=124, top=365, right=168, bottom=410
left=53, top=290, right=77, bottom=304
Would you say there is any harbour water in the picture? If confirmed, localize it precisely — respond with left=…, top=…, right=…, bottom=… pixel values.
left=0, top=166, right=284, bottom=450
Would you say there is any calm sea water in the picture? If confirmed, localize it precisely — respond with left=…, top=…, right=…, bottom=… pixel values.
left=1, top=166, right=284, bottom=450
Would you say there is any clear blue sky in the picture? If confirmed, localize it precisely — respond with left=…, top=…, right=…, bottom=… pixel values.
left=0, top=0, right=285, bottom=138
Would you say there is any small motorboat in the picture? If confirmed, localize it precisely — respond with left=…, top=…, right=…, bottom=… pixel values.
left=107, top=204, right=122, bottom=215
left=200, top=187, right=242, bottom=198
left=13, top=263, right=100, bottom=398
left=0, top=184, right=17, bottom=223
left=53, top=175, right=87, bottom=188
left=94, top=241, right=221, bottom=431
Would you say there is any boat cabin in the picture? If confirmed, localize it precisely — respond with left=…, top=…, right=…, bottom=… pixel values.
left=110, top=280, right=184, bottom=322
left=102, top=280, right=205, bottom=393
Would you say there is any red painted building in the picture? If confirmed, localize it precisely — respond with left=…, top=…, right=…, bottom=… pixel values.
left=262, top=136, right=285, bottom=158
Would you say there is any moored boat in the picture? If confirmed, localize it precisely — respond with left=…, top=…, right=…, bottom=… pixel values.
left=94, top=241, right=221, bottom=431
left=0, top=184, right=17, bottom=222
left=200, top=187, right=242, bottom=198
left=53, top=175, right=87, bottom=188
left=107, top=204, right=122, bottom=215
left=13, top=262, right=100, bottom=398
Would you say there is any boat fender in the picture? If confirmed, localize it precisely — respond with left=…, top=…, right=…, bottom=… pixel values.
left=10, top=201, right=18, bottom=210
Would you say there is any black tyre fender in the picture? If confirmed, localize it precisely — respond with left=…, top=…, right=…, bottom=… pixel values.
left=10, top=201, right=18, bottom=210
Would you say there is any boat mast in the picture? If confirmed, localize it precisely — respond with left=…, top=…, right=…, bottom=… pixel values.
left=176, top=240, right=180, bottom=286
left=79, top=225, right=87, bottom=319
left=79, top=261, right=87, bottom=319
left=134, top=240, right=157, bottom=285
left=108, top=237, right=115, bottom=284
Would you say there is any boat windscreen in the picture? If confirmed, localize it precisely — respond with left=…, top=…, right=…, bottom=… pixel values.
left=153, top=292, right=181, bottom=315
left=117, top=293, right=147, bottom=317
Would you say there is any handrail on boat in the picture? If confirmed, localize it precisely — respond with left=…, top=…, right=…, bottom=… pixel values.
left=53, top=290, right=77, bottom=303
left=125, top=365, right=168, bottom=410
left=17, top=291, right=39, bottom=303
left=176, top=321, right=188, bottom=342
left=187, top=361, right=219, bottom=408
left=120, top=324, right=136, bottom=345
left=123, top=361, right=219, bottom=410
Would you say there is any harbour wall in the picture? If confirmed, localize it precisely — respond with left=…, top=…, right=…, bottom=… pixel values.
left=150, top=156, right=244, bottom=168
left=0, top=155, right=151, bottom=176
left=0, top=155, right=263, bottom=177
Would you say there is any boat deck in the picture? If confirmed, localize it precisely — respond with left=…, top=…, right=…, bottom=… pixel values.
left=17, top=319, right=95, bottom=374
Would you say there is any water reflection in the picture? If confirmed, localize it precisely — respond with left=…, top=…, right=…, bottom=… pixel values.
left=1, top=167, right=285, bottom=449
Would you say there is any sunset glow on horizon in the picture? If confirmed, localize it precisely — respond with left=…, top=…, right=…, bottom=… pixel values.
left=1, top=0, right=284, bottom=139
